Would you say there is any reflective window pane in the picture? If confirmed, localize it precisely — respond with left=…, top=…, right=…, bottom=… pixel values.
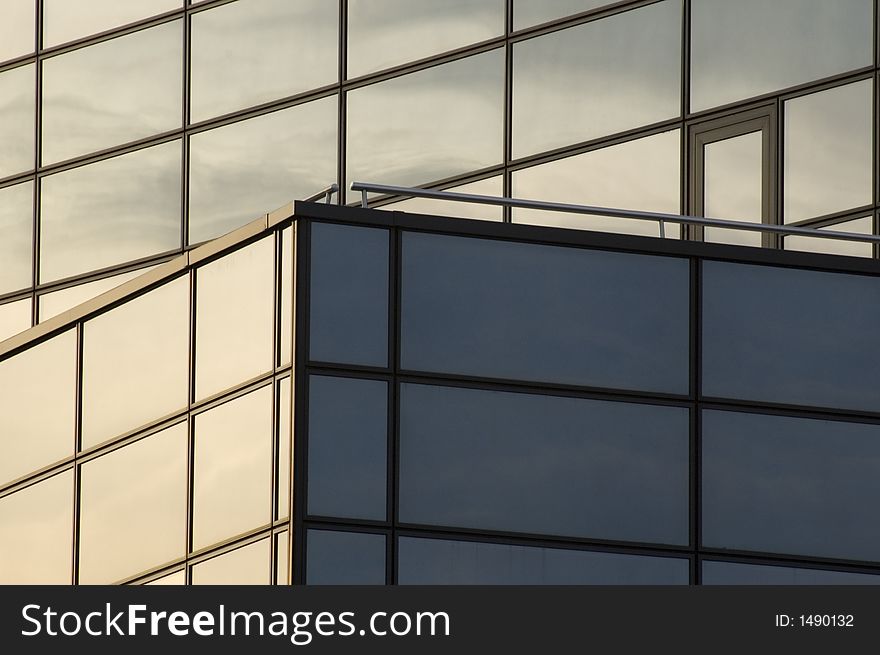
left=279, top=227, right=293, bottom=366
left=189, top=97, right=337, bottom=243
left=383, top=177, right=504, bottom=222
left=191, top=0, right=336, bottom=122
left=512, top=130, right=680, bottom=238
left=38, top=265, right=159, bottom=322
left=195, top=237, right=274, bottom=401
left=399, top=537, right=689, bottom=585
left=306, top=530, right=386, bottom=585
left=79, top=423, right=187, bottom=584
left=702, top=561, right=880, bottom=585
left=514, top=0, right=614, bottom=30
left=703, top=410, right=880, bottom=562
left=784, top=80, right=872, bottom=223
left=0, top=298, right=32, bottom=343
left=40, top=141, right=181, bottom=283
left=0, top=471, right=73, bottom=584
left=348, top=0, right=503, bottom=78
left=0, top=181, right=32, bottom=295
left=347, top=50, right=503, bottom=189
left=702, top=261, right=880, bottom=412
left=0, top=0, right=35, bottom=62
left=513, top=1, right=680, bottom=158
left=276, top=378, right=291, bottom=520
left=402, top=232, right=689, bottom=393
left=400, top=384, right=689, bottom=545
left=691, top=0, right=872, bottom=111
left=309, top=223, right=388, bottom=367
left=191, top=538, right=270, bottom=585
left=0, top=64, right=35, bottom=178
left=703, top=131, right=763, bottom=247
left=82, top=277, right=189, bottom=449
left=193, top=387, right=272, bottom=551
left=308, top=376, right=387, bottom=521
left=43, top=0, right=180, bottom=47
left=784, top=217, right=873, bottom=258
left=0, top=330, right=75, bottom=486
left=42, top=22, right=182, bottom=164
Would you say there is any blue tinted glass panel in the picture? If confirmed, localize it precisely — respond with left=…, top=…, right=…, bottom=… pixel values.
left=306, top=530, right=386, bottom=585
left=702, top=261, right=880, bottom=411
left=309, top=223, right=388, bottom=367
left=399, top=537, right=689, bottom=584
left=402, top=233, right=689, bottom=393
left=703, top=410, right=880, bottom=562
left=702, top=561, right=880, bottom=585
left=308, top=375, right=387, bottom=521
left=400, top=384, right=689, bottom=545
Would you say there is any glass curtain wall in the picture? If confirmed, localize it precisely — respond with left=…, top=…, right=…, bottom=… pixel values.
left=2, top=0, right=878, bottom=341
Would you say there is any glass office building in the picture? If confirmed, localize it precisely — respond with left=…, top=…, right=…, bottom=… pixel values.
left=1, top=0, right=880, bottom=584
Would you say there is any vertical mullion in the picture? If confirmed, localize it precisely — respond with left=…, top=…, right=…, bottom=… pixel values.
left=71, top=320, right=83, bottom=585
left=388, top=227, right=400, bottom=584
left=502, top=0, right=513, bottom=221
left=32, top=0, right=43, bottom=326
left=680, top=0, right=690, bottom=241
left=291, top=219, right=311, bottom=584
left=690, top=257, right=701, bottom=585
left=181, top=10, right=191, bottom=251
left=338, top=0, right=347, bottom=205
left=269, top=231, right=281, bottom=584
left=185, top=268, right=196, bottom=584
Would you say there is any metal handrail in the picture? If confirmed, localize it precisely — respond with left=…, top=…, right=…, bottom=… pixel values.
left=303, top=183, right=339, bottom=204
left=349, top=181, right=880, bottom=246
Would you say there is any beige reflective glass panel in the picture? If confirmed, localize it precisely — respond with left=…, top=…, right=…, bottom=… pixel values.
left=691, top=0, right=872, bottom=112
left=195, top=238, right=274, bottom=401
left=40, top=141, right=181, bottom=283
left=0, top=63, right=35, bottom=178
left=277, top=378, right=291, bottom=520
left=0, top=0, right=35, bottom=62
left=0, top=330, right=75, bottom=486
left=79, top=423, right=187, bottom=584
left=193, top=387, right=272, bottom=551
left=514, top=0, right=613, bottom=29
left=347, top=50, right=503, bottom=189
left=189, top=97, right=336, bottom=243
left=513, top=130, right=680, bottom=238
left=784, top=80, right=872, bottom=224
left=784, top=217, right=873, bottom=258
left=82, top=277, right=189, bottom=449
left=42, top=21, right=182, bottom=164
left=348, top=0, right=503, bottom=78
left=275, top=531, right=289, bottom=585
left=513, top=1, right=680, bottom=158
left=384, top=177, right=504, bottom=221
left=146, top=570, right=186, bottom=585
left=0, top=181, right=32, bottom=295
left=0, top=298, right=31, bottom=343
left=191, top=538, right=271, bottom=585
left=0, top=471, right=73, bottom=584
left=191, top=0, right=336, bottom=122
left=43, top=0, right=180, bottom=47
left=38, top=265, right=159, bottom=322
left=703, top=132, right=763, bottom=247
left=279, top=227, right=293, bottom=366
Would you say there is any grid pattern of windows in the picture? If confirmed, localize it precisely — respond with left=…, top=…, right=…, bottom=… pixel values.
left=2, top=0, right=879, bottom=343
left=297, top=209, right=880, bottom=586
left=0, top=222, right=294, bottom=585
left=4, top=205, right=880, bottom=584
